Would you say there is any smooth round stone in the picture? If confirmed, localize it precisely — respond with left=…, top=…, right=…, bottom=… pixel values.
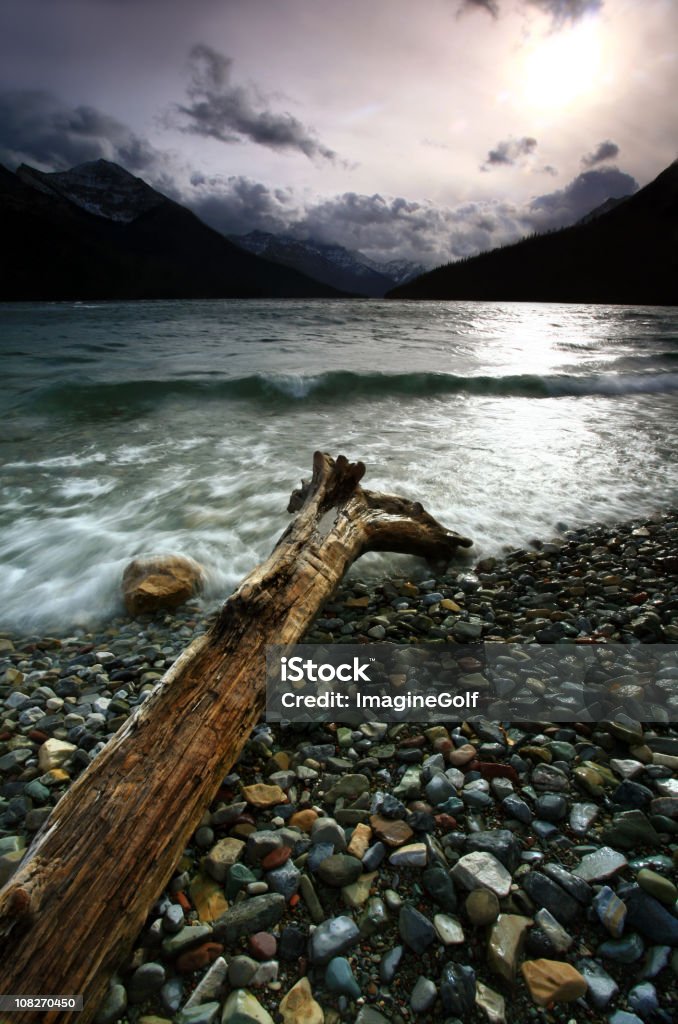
left=637, top=868, right=678, bottom=905
left=95, top=984, right=127, bottom=1024
left=399, top=904, right=436, bottom=954
left=316, top=854, right=363, bottom=888
left=628, top=981, right=658, bottom=1017
left=440, top=963, right=476, bottom=1016
left=410, top=976, right=437, bottom=1013
left=325, top=957, right=361, bottom=1000
left=597, top=933, right=645, bottom=963
left=534, top=794, right=567, bottom=822
left=379, top=945, right=404, bottom=984
left=228, top=955, right=259, bottom=988
left=127, top=962, right=165, bottom=1003
left=248, top=931, right=277, bottom=960
left=422, top=866, right=457, bottom=913
left=465, top=888, right=500, bottom=926
left=434, top=913, right=464, bottom=945
left=194, top=826, right=214, bottom=850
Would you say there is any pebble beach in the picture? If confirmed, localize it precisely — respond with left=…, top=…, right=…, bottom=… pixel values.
left=1, top=509, right=677, bottom=1024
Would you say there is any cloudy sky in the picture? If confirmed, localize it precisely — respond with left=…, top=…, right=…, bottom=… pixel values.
left=1, top=0, right=676, bottom=266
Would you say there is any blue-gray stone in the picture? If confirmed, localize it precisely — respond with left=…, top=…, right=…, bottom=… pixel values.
left=609, top=1013, right=645, bottom=1024
left=163, top=903, right=184, bottom=934
left=325, top=957, right=361, bottom=999
left=612, top=780, right=653, bottom=809
left=440, top=963, right=475, bottom=1016
left=175, top=1003, right=220, bottom=1024
left=127, top=962, right=166, bottom=1003
left=267, top=859, right=301, bottom=899
left=379, top=945, right=403, bottom=984
left=94, top=984, right=127, bottom=1024
left=534, top=794, right=568, bottom=821
left=160, top=977, right=184, bottom=1015
left=542, top=862, right=592, bottom=904
left=362, top=841, right=386, bottom=871
left=410, top=976, right=437, bottom=1013
left=576, top=958, right=619, bottom=1009
left=425, top=775, right=456, bottom=806
left=522, top=872, right=581, bottom=926
left=593, top=885, right=627, bottom=938
left=598, top=933, right=645, bottom=963
left=308, top=916, right=360, bottom=965
left=502, top=794, right=533, bottom=824
left=628, top=981, right=659, bottom=1018
left=465, top=829, right=522, bottom=872
left=638, top=945, right=671, bottom=979
left=399, top=904, right=436, bottom=954
left=422, top=866, right=457, bottom=913
left=620, top=884, right=678, bottom=946
left=307, top=842, right=335, bottom=872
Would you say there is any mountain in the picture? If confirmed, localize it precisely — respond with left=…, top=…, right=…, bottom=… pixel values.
left=231, top=230, right=424, bottom=297
left=0, top=160, right=346, bottom=301
left=389, top=160, right=678, bottom=306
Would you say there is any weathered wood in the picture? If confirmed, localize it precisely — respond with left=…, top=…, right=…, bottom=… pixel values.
left=0, top=453, right=472, bottom=1023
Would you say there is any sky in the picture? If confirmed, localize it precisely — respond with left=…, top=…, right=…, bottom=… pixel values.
left=1, top=0, right=676, bottom=268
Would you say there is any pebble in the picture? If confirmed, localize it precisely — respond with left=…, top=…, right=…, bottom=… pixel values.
left=398, top=903, right=437, bottom=953
left=450, top=851, right=512, bottom=897
left=279, top=978, right=323, bottom=1024
left=325, top=956, right=361, bottom=999
left=2, top=510, right=677, bottom=1024
left=440, top=962, right=476, bottom=1016
left=308, top=916, right=360, bottom=964
left=521, top=959, right=588, bottom=1006
left=221, top=990, right=273, bottom=1024
left=573, top=846, right=628, bottom=881
left=410, top=976, right=437, bottom=1013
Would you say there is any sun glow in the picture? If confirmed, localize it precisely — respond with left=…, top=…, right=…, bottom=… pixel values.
left=521, top=21, right=603, bottom=110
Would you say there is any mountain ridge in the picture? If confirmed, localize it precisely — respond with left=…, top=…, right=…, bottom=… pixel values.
left=388, top=160, right=678, bottom=305
left=0, top=160, right=347, bottom=301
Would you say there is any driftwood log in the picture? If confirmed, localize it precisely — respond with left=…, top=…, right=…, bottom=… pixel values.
left=0, top=453, right=472, bottom=1023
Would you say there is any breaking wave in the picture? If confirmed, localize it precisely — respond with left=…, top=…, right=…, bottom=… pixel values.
left=28, top=369, right=678, bottom=417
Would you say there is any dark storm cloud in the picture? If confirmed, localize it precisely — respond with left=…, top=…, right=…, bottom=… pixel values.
left=187, top=163, right=634, bottom=267
left=529, top=166, right=637, bottom=224
left=176, top=44, right=339, bottom=163
left=0, top=89, right=164, bottom=174
left=460, top=0, right=602, bottom=21
left=582, top=140, right=620, bottom=167
left=482, top=136, right=538, bottom=170
left=189, top=173, right=297, bottom=236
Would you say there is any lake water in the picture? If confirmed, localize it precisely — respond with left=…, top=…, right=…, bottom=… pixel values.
left=2, top=298, right=678, bottom=631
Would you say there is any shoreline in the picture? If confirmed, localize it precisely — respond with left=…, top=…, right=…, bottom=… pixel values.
left=1, top=507, right=677, bottom=1023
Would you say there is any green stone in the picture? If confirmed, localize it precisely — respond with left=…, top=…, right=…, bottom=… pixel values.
left=637, top=868, right=678, bottom=905
left=225, top=862, right=256, bottom=901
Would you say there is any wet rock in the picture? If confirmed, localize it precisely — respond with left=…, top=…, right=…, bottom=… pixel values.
left=487, top=914, right=531, bottom=984
left=521, top=959, right=587, bottom=1006
left=451, top=852, right=512, bottom=897
left=221, top=990, right=274, bottom=1024
left=422, top=865, right=457, bottom=912
left=212, top=893, right=286, bottom=945
left=572, top=846, right=628, bottom=882
left=279, top=978, right=323, bottom=1024
left=440, top=962, right=476, bottom=1016
left=308, top=916, right=360, bottom=964
left=325, top=957, right=361, bottom=999
left=410, top=976, right=437, bottom=1013
left=466, top=888, right=500, bottom=926
left=399, top=903, right=437, bottom=954
left=122, top=555, right=204, bottom=616
left=576, top=957, right=619, bottom=1008
left=521, top=872, right=581, bottom=927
